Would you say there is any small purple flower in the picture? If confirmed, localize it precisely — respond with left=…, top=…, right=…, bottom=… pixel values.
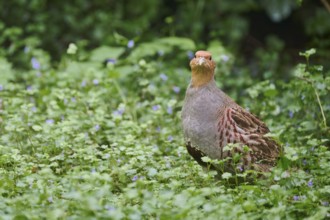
left=187, top=51, right=194, bottom=59
left=117, top=159, right=121, bottom=164
left=321, top=201, right=329, bottom=206
left=24, top=46, right=30, bottom=54
left=293, top=195, right=300, bottom=201
left=220, top=54, right=230, bottom=62
left=93, top=79, right=99, bottom=85
left=113, top=108, right=125, bottom=116
left=303, top=159, right=307, bottom=166
left=172, top=86, right=180, bottom=94
left=31, top=57, right=40, bottom=70
left=71, top=97, right=76, bottom=103
left=156, top=127, right=161, bottom=132
left=160, top=73, right=168, bottom=81
left=237, top=166, right=244, bottom=172
left=31, top=106, right=37, bottom=112
left=307, top=180, right=313, bottom=187
left=167, top=106, right=173, bottom=115
left=105, top=205, right=115, bottom=211
left=47, top=196, right=53, bottom=203
left=127, top=40, right=135, bottom=48
left=27, top=86, right=32, bottom=91
left=94, top=124, right=100, bottom=131
left=91, top=168, right=96, bottom=173
left=152, top=105, right=160, bottom=111
left=81, top=80, right=87, bottom=87
left=106, top=58, right=117, bottom=64
left=0, top=85, right=3, bottom=91
left=104, top=154, right=110, bottom=159
left=289, top=111, right=294, bottom=118
left=46, top=119, right=54, bottom=124
left=132, top=175, right=138, bottom=181
left=168, top=136, right=173, bottom=141
left=113, top=110, right=122, bottom=116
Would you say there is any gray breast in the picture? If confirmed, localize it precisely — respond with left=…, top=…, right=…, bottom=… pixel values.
left=181, top=82, right=226, bottom=159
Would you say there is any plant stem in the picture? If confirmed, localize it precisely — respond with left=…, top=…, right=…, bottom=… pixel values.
left=297, top=76, right=328, bottom=128
left=321, top=0, right=330, bottom=12
left=313, top=86, right=327, bottom=128
left=111, top=79, right=127, bottom=105
left=111, top=79, right=137, bottom=121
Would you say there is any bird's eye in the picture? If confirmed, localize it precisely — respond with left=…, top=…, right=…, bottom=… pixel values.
left=194, top=55, right=196, bottom=58
left=209, top=56, right=212, bottom=60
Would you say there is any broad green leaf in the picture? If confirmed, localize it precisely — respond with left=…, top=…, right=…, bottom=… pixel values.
left=90, top=46, right=125, bottom=62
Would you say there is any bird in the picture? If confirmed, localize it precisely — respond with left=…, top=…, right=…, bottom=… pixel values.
left=181, top=50, right=280, bottom=175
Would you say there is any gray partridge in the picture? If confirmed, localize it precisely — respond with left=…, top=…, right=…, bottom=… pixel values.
left=181, top=50, right=280, bottom=174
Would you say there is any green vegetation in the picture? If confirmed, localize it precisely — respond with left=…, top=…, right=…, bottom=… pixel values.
left=0, top=0, right=329, bottom=219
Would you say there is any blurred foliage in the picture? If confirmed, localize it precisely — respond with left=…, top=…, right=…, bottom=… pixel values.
left=1, top=0, right=330, bottom=71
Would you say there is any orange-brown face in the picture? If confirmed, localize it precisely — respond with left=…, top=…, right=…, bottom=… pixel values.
left=189, top=50, right=216, bottom=73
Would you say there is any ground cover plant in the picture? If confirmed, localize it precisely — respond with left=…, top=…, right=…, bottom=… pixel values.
left=0, top=38, right=329, bottom=219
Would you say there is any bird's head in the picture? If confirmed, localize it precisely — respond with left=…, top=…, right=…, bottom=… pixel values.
left=190, top=50, right=216, bottom=74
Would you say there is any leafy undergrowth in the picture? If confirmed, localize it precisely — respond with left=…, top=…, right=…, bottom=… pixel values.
left=0, top=40, right=329, bottom=219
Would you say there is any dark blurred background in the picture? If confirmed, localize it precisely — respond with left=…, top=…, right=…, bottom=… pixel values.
left=1, top=0, right=329, bottom=68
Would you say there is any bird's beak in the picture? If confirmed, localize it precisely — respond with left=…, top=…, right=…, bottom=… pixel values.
left=197, top=57, right=205, bottom=66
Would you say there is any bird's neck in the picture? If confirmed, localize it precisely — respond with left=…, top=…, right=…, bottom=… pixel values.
left=190, top=70, right=215, bottom=88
